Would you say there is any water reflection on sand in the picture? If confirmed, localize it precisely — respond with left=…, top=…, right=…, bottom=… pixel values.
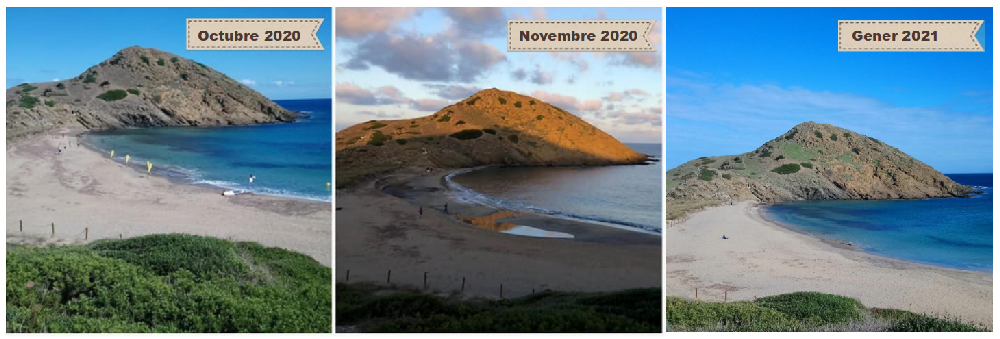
left=457, top=211, right=574, bottom=239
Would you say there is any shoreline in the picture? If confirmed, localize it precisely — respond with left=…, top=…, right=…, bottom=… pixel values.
left=443, top=166, right=661, bottom=236
left=79, top=130, right=332, bottom=203
left=757, top=203, right=993, bottom=274
left=664, top=201, right=992, bottom=328
left=336, top=166, right=661, bottom=298
left=6, top=132, right=332, bottom=266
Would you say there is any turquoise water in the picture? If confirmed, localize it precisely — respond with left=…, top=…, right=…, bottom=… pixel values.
left=85, top=99, right=332, bottom=202
left=767, top=173, right=992, bottom=272
left=449, top=143, right=663, bottom=234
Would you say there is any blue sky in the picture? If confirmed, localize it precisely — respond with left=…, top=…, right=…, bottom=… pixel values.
left=665, top=7, right=992, bottom=174
left=335, top=8, right=663, bottom=143
left=6, top=7, right=331, bottom=100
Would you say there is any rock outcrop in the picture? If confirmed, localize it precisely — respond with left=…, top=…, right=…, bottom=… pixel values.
left=666, top=122, right=973, bottom=204
left=335, top=88, right=649, bottom=187
left=6, top=46, right=296, bottom=140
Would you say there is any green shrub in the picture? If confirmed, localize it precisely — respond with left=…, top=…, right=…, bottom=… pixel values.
left=760, top=149, right=772, bottom=157
left=483, top=129, right=496, bottom=135
left=529, top=100, right=536, bottom=105
left=784, top=129, right=798, bottom=140
left=466, top=96, right=481, bottom=105
left=800, top=162, right=813, bottom=169
left=775, top=155, right=785, bottom=161
left=140, top=56, right=150, bottom=65
left=109, top=56, right=124, bottom=65
left=19, top=95, right=39, bottom=109
left=157, top=58, right=165, bottom=66
left=100, top=81, right=111, bottom=87
left=45, top=100, right=56, bottom=107
left=367, top=131, right=389, bottom=146
left=396, top=139, right=407, bottom=145
left=345, top=137, right=361, bottom=145
left=722, top=174, right=732, bottom=179
left=526, top=141, right=538, bottom=147
left=699, top=168, right=716, bottom=181
left=843, top=132, right=850, bottom=138
left=772, top=163, right=801, bottom=174
left=536, top=115, right=544, bottom=121
left=830, top=134, right=838, bottom=141
left=180, top=73, right=189, bottom=81
left=97, top=90, right=128, bottom=101
left=449, top=129, right=483, bottom=140
left=364, top=122, right=387, bottom=130
left=127, top=88, right=140, bottom=95
left=456, top=120, right=466, bottom=125
left=733, top=157, right=742, bottom=163
left=170, top=57, right=179, bottom=63
left=701, top=158, right=716, bottom=165
left=6, top=234, right=331, bottom=333
left=508, top=134, right=519, bottom=143
left=337, top=283, right=659, bottom=332
left=814, top=131, right=823, bottom=138
left=196, top=62, right=208, bottom=69
left=437, top=114, right=451, bottom=123
left=514, top=101, right=522, bottom=108
left=756, top=292, right=864, bottom=326
left=19, top=84, right=38, bottom=92
left=851, top=147, right=861, bottom=155
left=498, top=97, right=507, bottom=105
left=83, top=72, right=98, bottom=83
left=56, top=83, right=65, bottom=89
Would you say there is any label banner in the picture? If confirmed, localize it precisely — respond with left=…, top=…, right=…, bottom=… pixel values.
left=508, top=20, right=655, bottom=52
left=838, top=20, right=983, bottom=52
left=186, top=18, right=324, bottom=50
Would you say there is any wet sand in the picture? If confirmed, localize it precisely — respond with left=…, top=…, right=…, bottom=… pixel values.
left=664, top=201, right=992, bottom=328
left=335, top=167, right=661, bottom=298
left=6, top=132, right=331, bottom=265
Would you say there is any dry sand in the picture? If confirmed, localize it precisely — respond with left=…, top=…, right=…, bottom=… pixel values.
left=6, top=133, right=331, bottom=266
left=665, top=201, right=992, bottom=327
left=335, top=166, right=662, bottom=298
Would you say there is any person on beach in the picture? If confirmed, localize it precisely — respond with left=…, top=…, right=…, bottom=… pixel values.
left=249, top=174, right=255, bottom=184
left=419, top=206, right=423, bottom=217
left=444, top=203, right=449, bottom=214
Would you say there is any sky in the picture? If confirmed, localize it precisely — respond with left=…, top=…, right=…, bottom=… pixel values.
left=665, top=7, right=992, bottom=174
left=6, top=7, right=332, bottom=100
left=335, top=8, right=663, bottom=144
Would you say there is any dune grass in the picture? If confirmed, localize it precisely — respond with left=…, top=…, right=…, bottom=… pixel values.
left=336, top=283, right=660, bottom=332
left=6, top=234, right=331, bottom=333
left=666, top=292, right=986, bottom=332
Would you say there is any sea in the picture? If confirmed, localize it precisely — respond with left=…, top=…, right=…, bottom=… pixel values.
left=447, top=143, right=663, bottom=235
left=84, top=99, right=332, bottom=202
left=766, top=173, right=992, bottom=272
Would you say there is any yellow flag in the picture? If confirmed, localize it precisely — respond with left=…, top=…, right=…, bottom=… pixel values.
left=147, top=161, right=152, bottom=174
left=110, top=150, right=115, bottom=159
left=125, top=154, right=130, bottom=164
left=326, top=182, right=331, bottom=191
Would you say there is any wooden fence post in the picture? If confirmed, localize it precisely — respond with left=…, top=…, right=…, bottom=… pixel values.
left=386, top=270, right=392, bottom=284
left=423, top=272, right=428, bottom=289
left=85, top=228, right=88, bottom=240
left=725, top=291, right=728, bottom=302
left=500, top=284, right=504, bottom=299
left=20, top=220, right=23, bottom=232
left=51, top=223, right=55, bottom=236
left=461, top=277, right=466, bottom=292
left=696, top=288, right=699, bottom=300
left=346, top=269, right=351, bottom=282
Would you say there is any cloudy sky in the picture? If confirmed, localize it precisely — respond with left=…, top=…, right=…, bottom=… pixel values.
left=665, top=7, right=992, bottom=174
left=335, top=7, right=663, bottom=144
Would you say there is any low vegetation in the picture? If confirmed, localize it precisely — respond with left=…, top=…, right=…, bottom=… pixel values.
left=337, top=283, right=659, bottom=332
left=396, top=139, right=407, bottom=145
left=830, top=134, right=838, bottom=141
left=19, top=95, right=39, bottom=109
left=45, top=100, right=56, bottom=107
left=814, top=131, right=823, bottom=138
left=364, top=122, right=387, bottom=130
left=772, top=163, right=801, bottom=175
left=6, top=234, right=331, bottom=333
left=99, top=81, right=111, bottom=87
left=367, top=131, right=389, bottom=146
left=126, top=88, right=141, bottom=95
left=482, top=128, right=496, bottom=135
left=83, top=73, right=98, bottom=84
left=450, top=129, right=484, bottom=140
left=699, top=168, right=717, bottom=181
left=507, top=134, right=519, bottom=143
left=19, top=83, right=38, bottom=92
left=466, top=96, right=481, bottom=106
left=536, top=115, right=544, bottom=121
left=456, top=120, right=466, bottom=125
left=140, top=56, right=150, bottom=65
left=529, top=100, right=536, bottom=105
left=800, top=162, right=813, bottom=169
left=437, top=114, right=452, bottom=123
left=498, top=97, right=507, bottom=105
left=514, top=101, right=522, bottom=108
left=97, top=90, right=128, bottom=102
left=157, top=58, right=165, bottom=66
left=665, top=292, right=986, bottom=332
left=180, top=73, right=190, bottom=81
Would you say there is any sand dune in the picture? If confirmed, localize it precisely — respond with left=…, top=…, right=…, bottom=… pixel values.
left=665, top=201, right=992, bottom=327
left=6, top=133, right=331, bottom=266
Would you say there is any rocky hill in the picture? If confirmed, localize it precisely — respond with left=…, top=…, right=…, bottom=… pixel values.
left=336, top=88, right=650, bottom=187
left=666, top=122, right=973, bottom=206
left=6, top=46, right=296, bottom=140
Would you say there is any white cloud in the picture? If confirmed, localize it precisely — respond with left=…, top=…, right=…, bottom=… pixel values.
left=273, top=80, right=295, bottom=87
left=240, top=79, right=256, bottom=86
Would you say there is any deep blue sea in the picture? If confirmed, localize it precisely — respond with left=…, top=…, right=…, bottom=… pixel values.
left=448, top=143, right=663, bottom=234
left=85, top=99, right=332, bottom=202
left=766, top=173, right=993, bottom=272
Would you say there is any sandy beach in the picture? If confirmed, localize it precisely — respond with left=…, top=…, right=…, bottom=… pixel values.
left=665, top=201, right=992, bottom=327
left=335, top=166, right=662, bottom=298
left=6, top=132, right=331, bottom=266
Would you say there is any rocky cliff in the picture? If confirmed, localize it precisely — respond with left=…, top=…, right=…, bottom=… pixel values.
left=336, top=88, right=649, bottom=187
left=6, top=46, right=296, bottom=140
left=666, top=122, right=973, bottom=205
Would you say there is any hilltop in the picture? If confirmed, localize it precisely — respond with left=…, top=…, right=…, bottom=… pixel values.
left=666, top=122, right=973, bottom=212
left=335, top=88, right=650, bottom=187
left=6, top=46, right=296, bottom=140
